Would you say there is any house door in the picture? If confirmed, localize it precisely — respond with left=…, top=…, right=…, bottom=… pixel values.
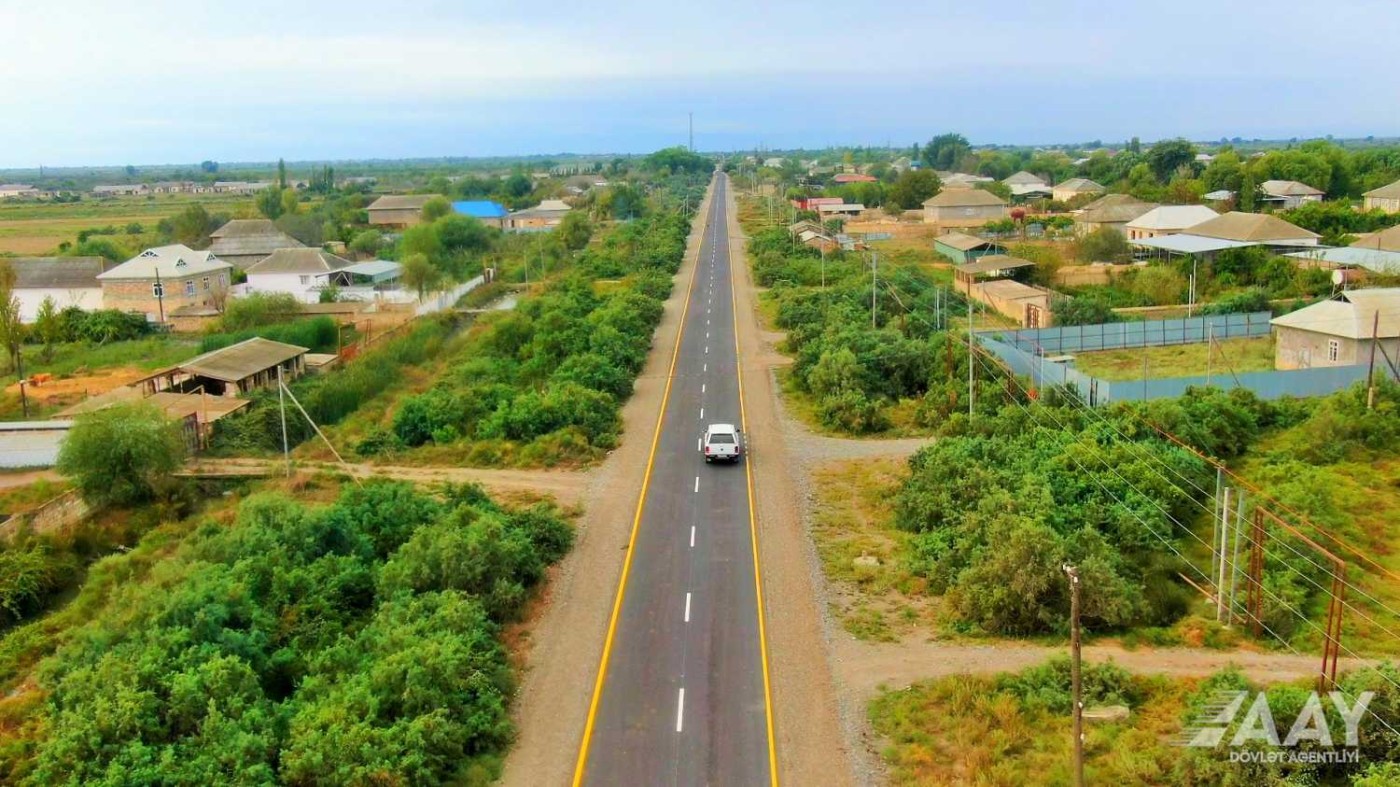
left=1026, top=304, right=1043, bottom=328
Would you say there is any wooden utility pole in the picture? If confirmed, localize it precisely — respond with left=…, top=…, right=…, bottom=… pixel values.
left=1064, top=565, right=1084, bottom=787
left=1367, top=310, right=1380, bottom=410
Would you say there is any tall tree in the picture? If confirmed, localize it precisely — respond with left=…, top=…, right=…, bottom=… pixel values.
left=256, top=186, right=285, bottom=220
left=922, top=133, right=971, bottom=171
left=400, top=253, right=440, bottom=299
left=277, top=158, right=288, bottom=190
left=0, top=263, right=21, bottom=375
left=887, top=170, right=942, bottom=210
left=1146, top=138, right=1196, bottom=182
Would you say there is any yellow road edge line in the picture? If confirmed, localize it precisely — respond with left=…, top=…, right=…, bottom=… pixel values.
left=571, top=179, right=713, bottom=786
left=727, top=176, right=781, bottom=787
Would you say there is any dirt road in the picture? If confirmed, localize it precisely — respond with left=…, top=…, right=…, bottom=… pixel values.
left=184, top=458, right=590, bottom=507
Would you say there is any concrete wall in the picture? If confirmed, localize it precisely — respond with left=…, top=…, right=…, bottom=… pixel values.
left=368, top=208, right=422, bottom=228
left=245, top=272, right=323, bottom=304
left=1274, top=327, right=1400, bottom=371
left=1364, top=195, right=1400, bottom=214
left=16, top=287, right=103, bottom=322
left=923, top=204, right=1007, bottom=227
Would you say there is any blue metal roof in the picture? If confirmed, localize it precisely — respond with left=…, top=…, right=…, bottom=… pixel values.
left=452, top=200, right=509, bottom=219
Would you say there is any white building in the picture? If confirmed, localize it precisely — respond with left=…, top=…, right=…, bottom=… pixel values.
left=244, top=248, right=355, bottom=303
left=1124, top=205, right=1220, bottom=240
left=9, top=257, right=111, bottom=322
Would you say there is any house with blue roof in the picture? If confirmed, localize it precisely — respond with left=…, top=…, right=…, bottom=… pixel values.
left=452, top=200, right=509, bottom=228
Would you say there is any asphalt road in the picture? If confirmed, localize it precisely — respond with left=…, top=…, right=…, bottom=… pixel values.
left=578, top=174, right=774, bottom=785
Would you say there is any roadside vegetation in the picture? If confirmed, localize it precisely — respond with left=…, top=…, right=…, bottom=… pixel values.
left=812, top=380, right=1400, bottom=654
left=741, top=199, right=1017, bottom=437
left=0, top=479, right=573, bottom=784
left=870, top=658, right=1400, bottom=786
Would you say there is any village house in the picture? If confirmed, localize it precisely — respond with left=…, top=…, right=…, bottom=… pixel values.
left=452, top=200, right=510, bottom=229
left=975, top=279, right=1056, bottom=328
left=1124, top=205, right=1220, bottom=240
left=7, top=257, right=111, bottom=321
left=211, top=181, right=273, bottom=195
left=1258, top=179, right=1324, bottom=209
left=815, top=203, right=865, bottom=220
left=1270, top=288, right=1400, bottom=370
left=505, top=199, right=572, bottom=231
left=244, top=248, right=356, bottom=303
left=1003, top=171, right=1047, bottom=189
left=939, top=172, right=994, bottom=187
left=1051, top=178, right=1105, bottom=203
left=1363, top=179, right=1400, bottom=214
left=207, top=219, right=306, bottom=270
left=97, top=244, right=233, bottom=323
left=92, top=184, right=148, bottom=197
left=934, top=232, right=1005, bottom=265
left=1352, top=225, right=1400, bottom=253
left=1177, top=211, right=1319, bottom=247
left=832, top=173, right=877, bottom=184
left=1074, top=194, right=1157, bottom=237
left=0, top=184, right=41, bottom=199
left=367, top=194, right=435, bottom=228
left=922, top=189, right=1008, bottom=228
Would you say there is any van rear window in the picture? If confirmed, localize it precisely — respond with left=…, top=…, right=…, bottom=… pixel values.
left=709, top=433, right=735, bottom=444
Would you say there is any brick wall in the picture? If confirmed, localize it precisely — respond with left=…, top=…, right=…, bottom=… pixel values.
left=102, top=275, right=225, bottom=318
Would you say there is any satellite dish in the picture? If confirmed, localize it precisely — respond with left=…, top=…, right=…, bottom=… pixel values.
left=1331, top=269, right=1347, bottom=285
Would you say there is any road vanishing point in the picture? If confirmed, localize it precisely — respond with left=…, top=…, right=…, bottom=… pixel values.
left=573, top=173, right=778, bottom=786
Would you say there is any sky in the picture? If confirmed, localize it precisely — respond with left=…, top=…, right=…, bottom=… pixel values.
left=3, top=0, right=1400, bottom=168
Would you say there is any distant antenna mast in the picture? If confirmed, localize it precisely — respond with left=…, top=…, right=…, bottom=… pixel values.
left=689, top=112, right=694, bottom=152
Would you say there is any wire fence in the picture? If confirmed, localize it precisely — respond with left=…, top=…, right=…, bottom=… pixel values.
left=986, top=311, right=1274, bottom=355
left=977, top=312, right=1372, bottom=404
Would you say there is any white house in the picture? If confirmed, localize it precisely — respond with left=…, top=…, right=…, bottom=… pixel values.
left=244, top=248, right=355, bottom=303
left=1124, top=205, right=1220, bottom=240
left=8, top=257, right=111, bottom=321
left=0, top=184, right=41, bottom=199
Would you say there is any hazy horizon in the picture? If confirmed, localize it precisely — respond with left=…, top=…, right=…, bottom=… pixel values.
left=5, top=0, right=1399, bottom=169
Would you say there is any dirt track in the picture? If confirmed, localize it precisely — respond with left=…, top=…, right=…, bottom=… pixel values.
left=185, top=458, right=590, bottom=507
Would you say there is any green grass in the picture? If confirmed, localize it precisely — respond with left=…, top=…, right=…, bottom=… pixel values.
left=869, top=668, right=1192, bottom=786
left=1071, top=336, right=1276, bottom=381
left=809, top=457, right=945, bottom=640
left=25, top=337, right=198, bottom=377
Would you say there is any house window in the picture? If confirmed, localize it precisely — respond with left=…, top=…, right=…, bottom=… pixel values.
left=202, top=276, right=210, bottom=291
left=184, top=280, right=195, bottom=297
left=1327, top=339, right=1340, bottom=362
left=299, top=275, right=310, bottom=285
left=151, top=281, right=164, bottom=298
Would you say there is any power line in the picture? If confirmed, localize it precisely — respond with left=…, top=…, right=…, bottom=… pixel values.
left=967, top=350, right=1400, bottom=706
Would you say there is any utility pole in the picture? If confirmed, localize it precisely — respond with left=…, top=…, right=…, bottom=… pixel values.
left=968, top=287, right=975, bottom=420
left=154, top=267, right=166, bottom=325
left=1367, top=310, right=1380, bottom=410
left=277, top=365, right=291, bottom=477
left=1217, top=486, right=1231, bottom=621
left=1064, top=565, right=1085, bottom=787
left=868, top=249, right=879, bottom=326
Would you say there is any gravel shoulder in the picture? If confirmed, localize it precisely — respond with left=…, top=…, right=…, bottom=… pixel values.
left=499, top=184, right=716, bottom=787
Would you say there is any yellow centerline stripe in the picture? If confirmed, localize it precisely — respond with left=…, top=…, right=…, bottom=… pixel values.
left=728, top=177, right=781, bottom=786
left=570, top=179, right=711, bottom=786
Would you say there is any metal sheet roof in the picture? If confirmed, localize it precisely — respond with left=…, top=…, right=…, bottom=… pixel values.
left=956, top=255, right=1036, bottom=275
left=341, top=260, right=403, bottom=280
left=1131, top=235, right=1256, bottom=254
left=1270, top=288, right=1400, bottom=340
left=452, top=200, right=509, bottom=219
left=1286, top=247, right=1400, bottom=275
left=178, top=337, right=308, bottom=383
